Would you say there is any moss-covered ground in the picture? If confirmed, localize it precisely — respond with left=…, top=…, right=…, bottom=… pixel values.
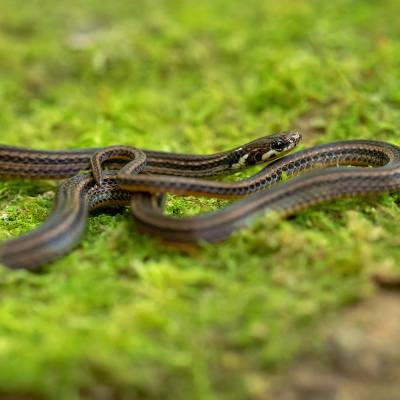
left=0, top=0, right=400, bottom=398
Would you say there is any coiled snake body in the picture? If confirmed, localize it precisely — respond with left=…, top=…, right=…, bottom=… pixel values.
left=1, top=132, right=399, bottom=270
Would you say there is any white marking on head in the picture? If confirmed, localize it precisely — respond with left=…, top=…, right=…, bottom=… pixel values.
left=261, top=149, right=278, bottom=161
left=231, top=153, right=249, bottom=169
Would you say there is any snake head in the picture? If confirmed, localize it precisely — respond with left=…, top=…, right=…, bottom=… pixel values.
left=230, top=131, right=302, bottom=169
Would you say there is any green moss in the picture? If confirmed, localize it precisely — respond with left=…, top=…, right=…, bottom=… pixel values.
left=0, top=0, right=400, bottom=398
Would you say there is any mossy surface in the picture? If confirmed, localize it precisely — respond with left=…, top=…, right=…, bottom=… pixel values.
left=0, top=0, right=400, bottom=398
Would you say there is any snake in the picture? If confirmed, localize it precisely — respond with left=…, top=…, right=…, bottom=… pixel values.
left=0, top=132, right=300, bottom=269
left=1, top=132, right=399, bottom=270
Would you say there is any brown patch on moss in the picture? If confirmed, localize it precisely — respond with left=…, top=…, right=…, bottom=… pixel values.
left=268, top=292, right=400, bottom=400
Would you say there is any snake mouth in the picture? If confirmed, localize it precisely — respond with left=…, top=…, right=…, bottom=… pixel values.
left=286, top=131, right=302, bottom=150
left=277, top=131, right=302, bottom=154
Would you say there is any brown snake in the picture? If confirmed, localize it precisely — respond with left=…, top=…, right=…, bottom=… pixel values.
left=1, top=132, right=400, bottom=270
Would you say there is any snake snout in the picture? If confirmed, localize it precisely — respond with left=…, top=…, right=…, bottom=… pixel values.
left=289, top=131, right=302, bottom=146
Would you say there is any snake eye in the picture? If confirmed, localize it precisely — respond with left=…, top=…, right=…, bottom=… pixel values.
left=271, top=139, right=287, bottom=152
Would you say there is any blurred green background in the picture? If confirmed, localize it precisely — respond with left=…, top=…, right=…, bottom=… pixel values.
left=0, top=0, right=400, bottom=399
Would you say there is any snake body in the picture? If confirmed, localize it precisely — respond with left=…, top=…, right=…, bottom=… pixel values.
left=1, top=132, right=399, bottom=270
left=131, top=140, right=400, bottom=243
left=0, top=132, right=300, bottom=269
left=0, top=133, right=297, bottom=179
